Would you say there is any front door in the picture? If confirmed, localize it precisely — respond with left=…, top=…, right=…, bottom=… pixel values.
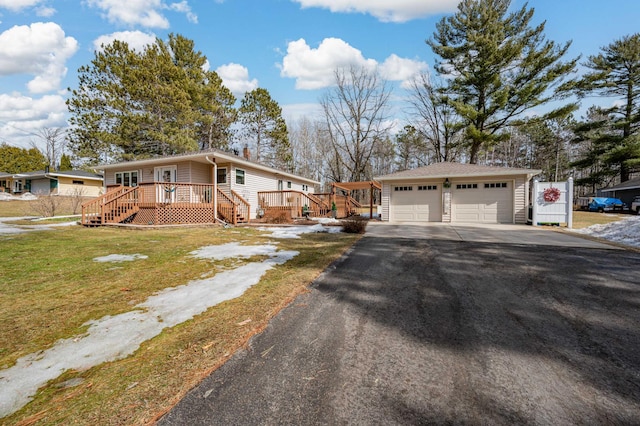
left=155, top=166, right=177, bottom=203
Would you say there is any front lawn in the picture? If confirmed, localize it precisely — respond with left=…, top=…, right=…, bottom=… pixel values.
left=571, top=210, right=628, bottom=229
left=0, top=224, right=360, bottom=425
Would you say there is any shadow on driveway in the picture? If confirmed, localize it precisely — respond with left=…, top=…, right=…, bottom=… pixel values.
left=160, top=223, right=640, bottom=425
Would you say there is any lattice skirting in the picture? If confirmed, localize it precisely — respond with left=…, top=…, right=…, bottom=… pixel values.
left=131, top=206, right=216, bottom=225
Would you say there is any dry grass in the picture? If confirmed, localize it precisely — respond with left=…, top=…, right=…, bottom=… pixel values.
left=0, top=225, right=361, bottom=425
left=571, top=210, right=628, bottom=229
left=0, top=197, right=93, bottom=218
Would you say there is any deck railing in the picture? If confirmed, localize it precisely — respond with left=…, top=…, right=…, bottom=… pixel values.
left=217, top=188, right=238, bottom=224
left=230, top=190, right=250, bottom=223
left=257, top=190, right=330, bottom=218
left=82, top=183, right=217, bottom=225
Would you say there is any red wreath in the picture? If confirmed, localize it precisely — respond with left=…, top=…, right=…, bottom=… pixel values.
left=543, top=187, right=561, bottom=203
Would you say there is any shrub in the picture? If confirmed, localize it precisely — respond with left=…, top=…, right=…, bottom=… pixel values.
left=341, top=217, right=368, bottom=234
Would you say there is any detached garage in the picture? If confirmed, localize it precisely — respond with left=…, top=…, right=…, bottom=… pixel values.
left=375, top=163, right=540, bottom=224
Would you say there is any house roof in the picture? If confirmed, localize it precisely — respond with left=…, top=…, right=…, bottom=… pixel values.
left=600, top=176, right=640, bottom=192
left=11, top=170, right=103, bottom=181
left=375, top=162, right=541, bottom=181
left=96, top=148, right=320, bottom=185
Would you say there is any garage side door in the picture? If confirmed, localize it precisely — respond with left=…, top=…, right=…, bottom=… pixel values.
left=390, top=184, right=441, bottom=222
left=452, top=182, right=513, bottom=223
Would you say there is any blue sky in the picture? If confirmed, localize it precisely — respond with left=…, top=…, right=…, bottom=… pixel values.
left=0, top=0, right=639, bottom=150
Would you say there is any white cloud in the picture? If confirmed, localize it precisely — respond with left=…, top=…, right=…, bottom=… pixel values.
left=93, top=31, right=157, bottom=52
left=169, top=1, right=197, bottom=23
left=86, top=0, right=197, bottom=28
left=35, top=6, right=56, bottom=16
left=380, top=54, right=428, bottom=88
left=280, top=38, right=377, bottom=90
left=291, top=0, right=460, bottom=23
left=282, top=103, right=323, bottom=122
left=0, top=93, right=68, bottom=148
left=216, top=63, right=258, bottom=95
left=0, top=23, right=78, bottom=94
left=280, top=38, right=427, bottom=90
left=0, top=0, right=45, bottom=11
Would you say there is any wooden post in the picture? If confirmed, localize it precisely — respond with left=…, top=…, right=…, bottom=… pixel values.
left=369, top=183, right=373, bottom=219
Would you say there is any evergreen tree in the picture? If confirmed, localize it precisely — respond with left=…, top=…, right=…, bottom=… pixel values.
left=238, top=88, right=292, bottom=170
left=59, top=154, right=73, bottom=171
left=576, top=33, right=640, bottom=182
left=0, top=143, right=48, bottom=173
left=427, top=0, right=578, bottom=163
left=571, top=107, right=621, bottom=192
left=395, top=125, right=428, bottom=171
left=67, top=34, right=236, bottom=164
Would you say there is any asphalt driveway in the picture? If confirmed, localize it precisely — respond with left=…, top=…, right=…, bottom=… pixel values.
left=159, top=223, right=640, bottom=425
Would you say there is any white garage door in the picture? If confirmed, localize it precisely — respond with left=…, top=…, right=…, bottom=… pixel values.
left=452, top=182, right=513, bottom=223
left=30, top=179, right=50, bottom=195
left=390, top=184, right=442, bottom=222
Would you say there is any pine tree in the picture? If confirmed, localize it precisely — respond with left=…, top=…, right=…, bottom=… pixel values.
left=576, top=33, right=640, bottom=182
left=0, top=143, right=48, bottom=173
left=67, top=34, right=236, bottom=164
left=427, top=0, right=578, bottom=163
left=238, top=88, right=292, bottom=170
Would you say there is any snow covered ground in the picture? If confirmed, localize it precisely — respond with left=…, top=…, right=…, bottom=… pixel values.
left=0, top=227, right=313, bottom=418
left=0, top=192, right=37, bottom=201
left=570, top=215, right=640, bottom=249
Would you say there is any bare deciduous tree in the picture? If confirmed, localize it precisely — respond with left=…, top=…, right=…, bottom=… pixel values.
left=30, top=127, right=67, bottom=169
left=406, top=73, right=462, bottom=163
left=320, top=66, right=393, bottom=182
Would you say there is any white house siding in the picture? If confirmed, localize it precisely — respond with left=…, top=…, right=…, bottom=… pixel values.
left=381, top=183, right=390, bottom=221
left=189, top=161, right=212, bottom=184
left=514, top=176, right=527, bottom=224
left=231, top=166, right=272, bottom=219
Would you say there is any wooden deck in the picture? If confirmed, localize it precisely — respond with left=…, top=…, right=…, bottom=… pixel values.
left=81, top=183, right=249, bottom=226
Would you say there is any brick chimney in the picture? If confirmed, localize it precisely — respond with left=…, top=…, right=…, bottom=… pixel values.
left=243, top=145, right=250, bottom=160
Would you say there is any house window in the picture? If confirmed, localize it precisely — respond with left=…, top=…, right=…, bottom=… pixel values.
left=217, top=168, right=227, bottom=184
left=484, top=182, right=508, bottom=188
left=456, top=183, right=478, bottom=189
left=115, top=171, right=139, bottom=187
left=302, top=184, right=308, bottom=191
left=235, top=169, right=245, bottom=185
left=418, top=185, right=438, bottom=191
left=287, top=181, right=292, bottom=189
left=72, top=180, right=85, bottom=185
left=278, top=179, right=283, bottom=190
left=394, top=186, right=413, bottom=191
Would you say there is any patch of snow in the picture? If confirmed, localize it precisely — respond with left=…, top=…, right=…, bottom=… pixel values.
left=259, top=224, right=342, bottom=239
left=0, top=192, right=38, bottom=201
left=311, top=217, right=340, bottom=224
left=19, top=192, right=37, bottom=201
left=190, top=242, right=278, bottom=261
left=0, top=243, right=299, bottom=418
left=93, top=254, right=149, bottom=263
left=571, top=215, right=640, bottom=248
left=0, top=217, right=77, bottom=235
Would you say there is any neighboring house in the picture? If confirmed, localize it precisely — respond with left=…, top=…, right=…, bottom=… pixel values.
left=375, top=162, right=541, bottom=224
left=84, top=149, right=320, bottom=226
left=0, top=170, right=104, bottom=197
left=598, top=176, right=640, bottom=207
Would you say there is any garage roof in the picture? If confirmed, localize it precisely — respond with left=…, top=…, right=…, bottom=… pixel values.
left=600, top=176, right=640, bottom=192
left=375, top=162, right=541, bottom=181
